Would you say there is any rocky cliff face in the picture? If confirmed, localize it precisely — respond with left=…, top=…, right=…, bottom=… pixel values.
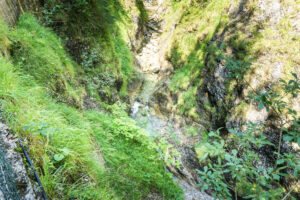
left=0, top=122, right=40, bottom=200
left=0, top=0, right=39, bottom=25
left=132, top=0, right=299, bottom=198
left=140, top=0, right=300, bottom=140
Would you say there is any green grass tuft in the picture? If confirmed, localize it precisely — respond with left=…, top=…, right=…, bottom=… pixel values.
left=11, top=13, right=83, bottom=106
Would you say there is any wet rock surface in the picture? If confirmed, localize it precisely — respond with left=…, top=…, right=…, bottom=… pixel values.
left=0, top=122, right=39, bottom=200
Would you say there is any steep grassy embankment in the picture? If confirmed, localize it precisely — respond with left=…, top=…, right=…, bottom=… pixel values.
left=0, top=2, right=182, bottom=199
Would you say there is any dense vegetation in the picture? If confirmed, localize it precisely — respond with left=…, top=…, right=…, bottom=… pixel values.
left=0, top=5, right=182, bottom=200
left=164, top=0, right=300, bottom=199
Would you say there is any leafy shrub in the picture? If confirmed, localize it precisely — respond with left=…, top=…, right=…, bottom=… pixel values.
left=196, top=124, right=297, bottom=199
left=196, top=51, right=300, bottom=199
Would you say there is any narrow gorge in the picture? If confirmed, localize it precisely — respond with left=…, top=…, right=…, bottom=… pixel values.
left=0, top=0, right=299, bottom=200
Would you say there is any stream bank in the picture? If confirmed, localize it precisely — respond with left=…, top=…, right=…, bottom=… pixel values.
left=130, top=0, right=213, bottom=199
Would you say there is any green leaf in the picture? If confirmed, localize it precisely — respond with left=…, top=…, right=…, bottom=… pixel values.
left=258, top=102, right=264, bottom=110
left=61, top=147, right=70, bottom=155
left=276, top=159, right=285, bottom=165
left=288, top=80, right=294, bottom=85
left=294, top=169, right=298, bottom=178
left=32, top=132, right=39, bottom=136
left=283, top=135, right=294, bottom=142
left=232, top=149, right=237, bottom=155
left=244, top=62, right=252, bottom=67
left=22, top=126, right=31, bottom=130
left=297, top=137, right=300, bottom=147
left=272, top=174, right=280, bottom=180
left=220, top=43, right=224, bottom=50
left=292, top=73, right=298, bottom=79
left=228, top=129, right=236, bottom=134
left=30, top=122, right=36, bottom=126
left=267, top=168, right=273, bottom=173
left=279, top=79, right=286, bottom=84
left=208, top=131, right=216, bottom=137
left=225, top=154, right=231, bottom=161
left=54, top=154, right=64, bottom=162
left=41, top=129, right=47, bottom=136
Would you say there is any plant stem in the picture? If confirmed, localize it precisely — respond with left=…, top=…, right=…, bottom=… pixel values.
left=281, top=183, right=298, bottom=200
left=235, top=187, right=237, bottom=200
left=234, top=179, right=237, bottom=200
left=275, top=119, right=284, bottom=167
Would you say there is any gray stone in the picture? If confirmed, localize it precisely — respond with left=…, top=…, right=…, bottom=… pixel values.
left=0, top=122, right=38, bottom=200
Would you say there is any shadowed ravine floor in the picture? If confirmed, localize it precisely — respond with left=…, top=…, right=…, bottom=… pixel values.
left=130, top=1, right=213, bottom=199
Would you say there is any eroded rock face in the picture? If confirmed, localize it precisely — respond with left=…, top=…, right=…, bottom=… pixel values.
left=196, top=1, right=300, bottom=192
left=149, top=82, right=175, bottom=116
left=175, top=178, right=214, bottom=200
left=257, top=0, right=281, bottom=25
left=0, top=0, right=39, bottom=25
left=0, top=122, right=39, bottom=200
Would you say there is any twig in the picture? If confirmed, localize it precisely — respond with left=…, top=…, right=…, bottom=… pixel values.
left=17, top=0, right=25, bottom=14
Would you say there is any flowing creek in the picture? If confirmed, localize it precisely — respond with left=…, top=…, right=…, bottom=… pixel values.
left=130, top=1, right=213, bottom=199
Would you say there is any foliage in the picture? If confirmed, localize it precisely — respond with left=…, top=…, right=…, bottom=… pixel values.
left=196, top=51, right=300, bottom=199
left=0, top=53, right=182, bottom=199
left=0, top=56, right=113, bottom=199
left=196, top=125, right=297, bottom=199
left=165, top=0, right=230, bottom=117
left=0, top=18, right=10, bottom=53
left=135, top=0, right=148, bottom=24
left=217, top=43, right=252, bottom=83
left=11, top=14, right=83, bottom=106
left=0, top=14, right=183, bottom=199
left=86, top=105, right=183, bottom=200
left=41, top=0, right=138, bottom=101
left=249, top=73, right=300, bottom=148
left=42, top=0, right=111, bottom=33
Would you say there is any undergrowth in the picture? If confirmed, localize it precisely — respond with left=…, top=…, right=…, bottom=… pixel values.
left=11, top=14, right=83, bottom=106
left=0, top=12, right=182, bottom=199
left=86, top=105, right=183, bottom=199
left=41, top=0, right=142, bottom=101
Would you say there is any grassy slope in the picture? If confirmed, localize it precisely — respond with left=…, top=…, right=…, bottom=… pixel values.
left=41, top=0, right=142, bottom=101
left=0, top=11, right=182, bottom=200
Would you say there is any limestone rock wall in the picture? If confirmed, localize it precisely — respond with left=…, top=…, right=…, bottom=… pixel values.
left=0, top=0, right=39, bottom=25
